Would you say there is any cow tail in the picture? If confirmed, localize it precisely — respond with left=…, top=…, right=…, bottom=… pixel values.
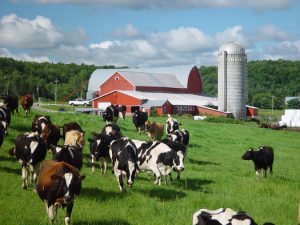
left=8, top=148, right=16, bottom=156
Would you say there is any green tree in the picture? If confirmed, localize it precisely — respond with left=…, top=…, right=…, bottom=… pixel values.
left=287, top=98, right=300, bottom=109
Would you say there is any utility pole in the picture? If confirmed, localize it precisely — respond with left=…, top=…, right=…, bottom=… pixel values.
left=271, top=95, right=274, bottom=115
left=54, top=79, right=59, bottom=105
left=4, top=75, right=8, bottom=95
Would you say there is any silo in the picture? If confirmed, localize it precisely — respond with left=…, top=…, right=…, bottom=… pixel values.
left=217, top=42, right=248, bottom=118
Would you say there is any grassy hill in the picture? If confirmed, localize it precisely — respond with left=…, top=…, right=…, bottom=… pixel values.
left=0, top=110, right=299, bottom=225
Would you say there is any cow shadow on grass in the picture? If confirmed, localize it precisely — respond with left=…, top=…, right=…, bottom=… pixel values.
left=188, top=158, right=220, bottom=166
left=0, top=155, right=18, bottom=163
left=172, top=178, right=214, bottom=193
left=138, top=187, right=186, bottom=201
left=81, top=187, right=119, bottom=202
left=0, top=166, right=20, bottom=175
left=74, top=219, right=131, bottom=225
left=11, top=123, right=29, bottom=133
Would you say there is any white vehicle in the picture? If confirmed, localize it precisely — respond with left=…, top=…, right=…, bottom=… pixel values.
left=68, top=98, right=91, bottom=106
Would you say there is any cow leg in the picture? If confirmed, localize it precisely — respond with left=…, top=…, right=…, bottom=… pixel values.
left=115, top=170, right=124, bottom=192
left=47, top=204, right=58, bottom=224
left=65, top=202, right=74, bottom=225
left=262, top=169, right=267, bottom=178
left=176, top=171, right=181, bottom=180
left=91, top=155, right=96, bottom=174
left=22, top=166, right=28, bottom=189
left=99, top=157, right=105, bottom=174
left=152, top=168, right=162, bottom=185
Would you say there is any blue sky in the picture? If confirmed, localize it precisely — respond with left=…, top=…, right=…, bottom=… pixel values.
left=0, top=0, right=299, bottom=67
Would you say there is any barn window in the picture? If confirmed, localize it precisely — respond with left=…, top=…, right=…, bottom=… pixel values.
left=115, top=77, right=119, bottom=81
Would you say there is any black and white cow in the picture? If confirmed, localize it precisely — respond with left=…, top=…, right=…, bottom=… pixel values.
left=103, top=105, right=119, bottom=124
left=168, top=129, right=189, bottom=152
left=166, top=114, right=180, bottom=134
left=50, top=145, right=83, bottom=170
left=8, top=132, right=47, bottom=189
left=119, top=105, right=127, bottom=119
left=0, top=105, right=11, bottom=134
left=101, top=123, right=122, bottom=138
left=89, top=133, right=116, bottom=174
left=192, top=208, right=272, bottom=225
left=0, top=123, right=5, bottom=148
left=36, top=160, right=85, bottom=225
left=109, top=137, right=138, bottom=192
left=161, top=138, right=187, bottom=180
left=32, top=114, right=52, bottom=135
left=132, top=110, right=148, bottom=134
left=241, top=146, right=274, bottom=177
left=133, top=140, right=184, bottom=185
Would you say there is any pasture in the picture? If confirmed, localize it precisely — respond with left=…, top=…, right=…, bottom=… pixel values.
left=0, top=110, right=299, bottom=225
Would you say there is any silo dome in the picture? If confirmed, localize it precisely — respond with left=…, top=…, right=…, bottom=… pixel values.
left=217, top=41, right=248, bottom=118
left=218, top=42, right=245, bottom=55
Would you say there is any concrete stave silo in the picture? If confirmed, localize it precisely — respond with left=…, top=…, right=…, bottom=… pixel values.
left=218, top=42, right=248, bottom=118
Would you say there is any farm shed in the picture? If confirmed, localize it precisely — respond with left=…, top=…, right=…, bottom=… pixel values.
left=87, top=65, right=202, bottom=99
left=246, top=105, right=259, bottom=117
left=92, top=90, right=218, bottom=116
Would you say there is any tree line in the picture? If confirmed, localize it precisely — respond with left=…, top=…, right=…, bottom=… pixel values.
left=0, top=57, right=299, bottom=109
left=200, top=59, right=300, bottom=109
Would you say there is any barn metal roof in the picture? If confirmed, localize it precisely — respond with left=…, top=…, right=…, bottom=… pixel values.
left=96, top=90, right=217, bottom=107
left=87, top=64, right=197, bottom=94
left=118, top=71, right=184, bottom=88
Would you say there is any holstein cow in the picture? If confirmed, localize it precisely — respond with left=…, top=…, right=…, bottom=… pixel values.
left=145, top=121, right=164, bottom=140
left=133, top=140, right=184, bottom=185
left=8, top=132, right=47, bottom=189
left=103, top=104, right=119, bottom=124
left=36, top=160, right=85, bottom=225
left=168, top=129, right=190, bottom=152
left=161, top=138, right=187, bottom=180
left=242, top=146, right=274, bottom=178
left=165, top=114, right=180, bottom=134
left=0, top=123, right=5, bottom=148
left=20, top=94, right=33, bottom=116
left=192, top=208, right=274, bottom=225
left=62, top=122, right=84, bottom=139
left=0, top=105, right=11, bottom=134
left=109, top=137, right=138, bottom=192
left=119, top=105, right=127, bottom=119
left=132, top=110, right=148, bottom=134
left=50, top=145, right=83, bottom=170
left=89, top=133, right=116, bottom=174
left=64, top=130, right=85, bottom=148
left=101, top=123, right=122, bottom=138
left=1, top=94, right=18, bottom=114
left=32, top=114, right=52, bottom=135
left=41, top=124, right=61, bottom=148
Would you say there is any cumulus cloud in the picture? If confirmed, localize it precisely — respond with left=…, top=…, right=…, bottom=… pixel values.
left=0, top=48, right=50, bottom=62
left=253, top=25, right=291, bottom=42
left=107, top=24, right=143, bottom=39
left=12, top=0, right=293, bottom=10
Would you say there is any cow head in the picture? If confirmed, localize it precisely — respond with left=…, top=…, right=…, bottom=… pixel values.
left=166, top=117, right=179, bottom=134
left=173, top=151, right=185, bottom=172
left=89, top=134, right=111, bottom=160
left=51, top=171, right=85, bottom=206
left=241, top=148, right=255, bottom=160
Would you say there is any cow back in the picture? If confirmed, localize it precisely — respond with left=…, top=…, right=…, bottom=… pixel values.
left=62, top=122, right=84, bottom=139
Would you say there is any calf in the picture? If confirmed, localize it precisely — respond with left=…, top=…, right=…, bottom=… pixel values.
left=50, top=145, right=83, bottom=170
left=20, top=94, right=33, bottom=115
left=0, top=123, right=4, bottom=148
left=0, top=105, right=11, bottom=134
left=62, top=122, right=84, bottom=139
left=109, top=137, right=138, bottom=192
left=168, top=129, right=190, bottom=150
left=192, top=208, right=269, bottom=225
left=133, top=140, right=184, bottom=185
left=161, top=138, right=186, bottom=180
left=103, top=105, right=119, bottom=124
left=132, top=110, right=148, bottom=134
left=241, top=146, right=274, bottom=177
left=32, top=114, right=52, bottom=135
left=8, top=132, right=47, bottom=189
left=89, top=133, right=115, bottom=174
left=165, top=114, right=180, bottom=134
left=145, top=121, right=164, bottom=140
left=35, top=160, right=85, bottom=225
left=64, top=130, right=85, bottom=148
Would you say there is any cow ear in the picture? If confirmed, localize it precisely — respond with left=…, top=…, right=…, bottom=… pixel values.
left=51, top=174, right=61, bottom=182
left=79, top=175, right=86, bottom=181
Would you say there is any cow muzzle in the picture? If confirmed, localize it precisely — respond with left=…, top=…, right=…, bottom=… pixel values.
left=174, top=166, right=184, bottom=171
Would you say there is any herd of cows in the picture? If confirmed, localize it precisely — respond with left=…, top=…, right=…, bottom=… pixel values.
left=0, top=96, right=291, bottom=225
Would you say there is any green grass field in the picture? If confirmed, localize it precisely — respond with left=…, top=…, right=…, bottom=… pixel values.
left=0, top=110, right=299, bottom=225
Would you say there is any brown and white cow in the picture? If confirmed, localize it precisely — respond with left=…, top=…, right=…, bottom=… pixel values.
left=32, top=114, right=52, bottom=135
left=62, top=122, right=84, bottom=139
left=20, top=94, right=33, bottom=116
left=36, top=160, right=85, bottom=225
left=145, top=121, right=164, bottom=141
left=64, top=130, right=85, bottom=148
left=8, top=132, right=47, bottom=189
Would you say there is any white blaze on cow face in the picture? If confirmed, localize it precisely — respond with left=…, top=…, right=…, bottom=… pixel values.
left=30, top=141, right=39, bottom=154
left=104, top=126, right=113, bottom=135
left=55, top=146, right=63, bottom=153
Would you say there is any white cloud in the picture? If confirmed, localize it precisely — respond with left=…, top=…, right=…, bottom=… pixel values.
left=253, top=25, right=291, bottom=42
left=12, top=0, right=293, bottom=11
left=0, top=48, right=50, bottom=62
left=107, top=24, right=143, bottom=39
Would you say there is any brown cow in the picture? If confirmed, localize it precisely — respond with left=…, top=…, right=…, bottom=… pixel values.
left=145, top=121, right=164, bottom=140
left=36, top=160, right=85, bottom=225
left=20, top=94, right=33, bottom=116
left=64, top=130, right=85, bottom=147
